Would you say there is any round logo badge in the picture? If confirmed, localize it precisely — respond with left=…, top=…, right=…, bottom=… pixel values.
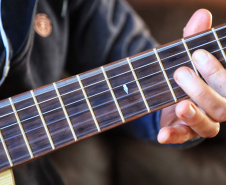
left=34, top=13, right=52, bottom=37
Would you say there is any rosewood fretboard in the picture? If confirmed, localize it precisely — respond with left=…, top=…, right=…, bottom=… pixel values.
left=0, top=25, right=226, bottom=172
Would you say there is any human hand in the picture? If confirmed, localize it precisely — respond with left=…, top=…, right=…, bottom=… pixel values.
left=158, top=9, right=226, bottom=144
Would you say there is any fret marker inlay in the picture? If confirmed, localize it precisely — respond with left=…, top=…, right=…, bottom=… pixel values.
left=153, top=48, right=177, bottom=103
left=9, top=98, right=34, bottom=159
left=123, top=84, right=129, bottom=94
left=182, top=38, right=199, bottom=76
left=101, top=67, right=125, bottom=123
left=126, top=57, right=151, bottom=113
left=76, top=75, right=101, bottom=132
left=53, top=83, right=78, bottom=141
left=0, top=130, right=13, bottom=167
left=30, top=90, right=55, bottom=150
left=212, top=28, right=226, bottom=63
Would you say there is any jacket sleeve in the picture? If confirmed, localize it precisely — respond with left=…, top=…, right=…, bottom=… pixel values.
left=66, top=0, right=203, bottom=146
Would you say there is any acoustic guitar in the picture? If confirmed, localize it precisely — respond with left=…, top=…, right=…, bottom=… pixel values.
left=0, top=24, right=226, bottom=185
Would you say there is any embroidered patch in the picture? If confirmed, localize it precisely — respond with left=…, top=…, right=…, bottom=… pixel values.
left=34, top=13, right=52, bottom=37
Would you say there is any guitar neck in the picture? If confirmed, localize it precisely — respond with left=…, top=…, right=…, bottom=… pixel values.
left=0, top=24, right=226, bottom=172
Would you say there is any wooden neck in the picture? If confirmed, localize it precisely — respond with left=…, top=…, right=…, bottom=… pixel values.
left=0, top=24, right=226, bottom=172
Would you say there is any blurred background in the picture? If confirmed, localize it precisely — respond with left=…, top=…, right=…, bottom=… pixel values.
left=127, top=0, right=226, bottom=44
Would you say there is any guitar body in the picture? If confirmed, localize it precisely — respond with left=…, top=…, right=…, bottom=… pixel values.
left=0, top=169, right=15, bottom=185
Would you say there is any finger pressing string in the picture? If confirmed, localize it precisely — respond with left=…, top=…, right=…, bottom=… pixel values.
left=174, top=67, right=226, bottom=123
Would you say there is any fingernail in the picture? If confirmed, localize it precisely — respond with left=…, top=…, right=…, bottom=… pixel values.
left=193, top=50, right=209, bottom=65
left=176, top=68, right=193, bottom=85
left=158, top=132, right=170, bottom=143
left=183, top=105, right=196, bottom=118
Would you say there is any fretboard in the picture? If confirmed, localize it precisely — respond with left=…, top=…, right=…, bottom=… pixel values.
left=0, top=24, right=226, bottom=172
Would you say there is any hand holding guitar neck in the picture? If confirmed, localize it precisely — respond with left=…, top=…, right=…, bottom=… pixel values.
left=159, top=9, right=226, bottom=144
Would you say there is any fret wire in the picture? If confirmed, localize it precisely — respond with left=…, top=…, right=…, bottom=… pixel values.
left=5, top=81, right=185, bottom=145
left=1, top=29, right=226, bottom=132
left=53, top=83, right=78, bottom=141
left=8, top=39, right=226, bottom=119
left=1, top=55, right=226, bottom=133
left=181, top=38, right=199, bottom=76
left=154, top=48, right=177, bottom=103
left=0, top=85, right=186, bottom=165
left=100, top=66, right=125, bottom=123
left=0, top=50, right=207, bottom=124
left=76, top=75, right=101, bottom=132
left=102, top=34, right=226, bottom=82
left=212, top=28, right=226, bottom=63
left=0, top=56, right=189, bottom=129
left=4, top=84, right=184, bottom=145
left=0, top=56, right=210, bottom=132
left=4, top=32, right=226, bottom=112
left=1, top=34, right=226, bottom=117
left=126, top=57, right=151, bottom=113
left=9, top=98, right=34, bottom=159
left=1, top=25, right=226, bottom=169
left=0, top=56, right=196, bottom=128
left=132, top=34, right=225, bottom=64
left=0, top=130, right=13, bottom=167
left=2, top=27, right=226, bottom=139
left=6, top=81, right=181, bottom=142
left=142, top=34, right=226, bottom=67
left=30, top=90, right=55, bottom=150
left=4, top=74, right=171, bottom=137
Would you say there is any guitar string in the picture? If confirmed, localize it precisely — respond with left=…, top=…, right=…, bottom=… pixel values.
left=0, top=32, right=224, bottom=124
left=1, top=90, right=187, bottom=164
left=0, top=55, right=192, bottom=128
left=0, top=106, right=149, bottom=162
left=0, top=50, right=211, bottom=140
left=74, top=30, right=226, bottom=81
left=1, top=73, right=179, bottom=136
left=1, top=31, right=225, bottom=130
left=0, top=94, right=181, bottom=167
left=13, top=39, right=223, bottom=115
left=2, top=100, right=172, bottom=159
left=2, top=84, right=183, bottom=145
left=0, top=58, right=210, bottom=165
left=2, top=30, right=225, bottom=108
left=0, top=28, right=224, bottom=110
left=0, top=46, right=216, bottom=142
left=1, top=83, right=178, bottom=161
left=0, top=28, right=225, bottom=163
left=11, top=33, right=226, bottom=105
left=0, top=95, right=178, bottom=166
left=0, top=37, right=225, bottom=139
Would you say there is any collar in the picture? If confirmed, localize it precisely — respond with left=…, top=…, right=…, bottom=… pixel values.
left=1, top=0, right=37, bottom=57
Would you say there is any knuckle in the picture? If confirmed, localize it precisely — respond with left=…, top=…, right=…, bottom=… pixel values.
left=194, top=88, right=207, bottom=100
left=206, top=68, right=224, bottom=80
left=215, top=107, right=226, bottom=122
